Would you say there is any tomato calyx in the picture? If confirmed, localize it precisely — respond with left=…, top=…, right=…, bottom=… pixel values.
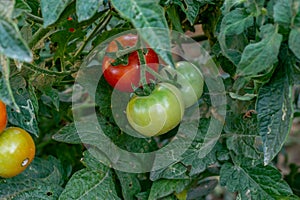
left=133, top=82, right=156, bottom=96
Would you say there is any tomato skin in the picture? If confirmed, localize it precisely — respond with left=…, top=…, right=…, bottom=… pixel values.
left=126, top=83, right=185, bottom=137
left=0, top=127, right=35, bottom=178
left=0, top=101, right=7, bottom=133
left=160, top=61, right=204, bottom=108
left=102, top=34, right=159, bottom=92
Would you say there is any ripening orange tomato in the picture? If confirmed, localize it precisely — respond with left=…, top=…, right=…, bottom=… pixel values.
left=0, top=100, right=7, bottom=133
left=0, top=127, right=35, bottom=178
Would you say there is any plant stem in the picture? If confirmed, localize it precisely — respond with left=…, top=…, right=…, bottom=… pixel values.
left=74, top=11, right=112, bottom=59
left=145, top=66, right=178, bottom=86
left=28, top=27, right=53, bottom=49
left=137, top=49, right=148, bottom=87
left=24, top=63, right=75, bottom=76
left=25, top=12, right=44, bottom=24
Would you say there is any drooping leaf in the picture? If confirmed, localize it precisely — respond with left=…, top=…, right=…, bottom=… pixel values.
left=76, top=0, right=104, bottom=22
left=256, top=62, right=293, bottom=165
left=289, top=28, right=300, bottom=60
left=58, top=169, right=121, bottom=200
left=110, top=0, right=174, bottom=67
left=0, top=18, right=32, bottom=62
left=41, top=0, right=72, bottom=27
left=237, top=24, right=282, bottom=77
left=220, top=158, right=296, bottom=200
left=218, top=8, right=253, bottom=65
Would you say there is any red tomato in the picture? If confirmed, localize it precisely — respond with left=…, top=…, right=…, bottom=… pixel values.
left=0, top=101, right=7, bottom=133
left=102, top=34, right=159, bottom=92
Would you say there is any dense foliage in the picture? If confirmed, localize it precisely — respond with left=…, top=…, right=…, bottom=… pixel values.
left=0, top=0, right=300, bottom=199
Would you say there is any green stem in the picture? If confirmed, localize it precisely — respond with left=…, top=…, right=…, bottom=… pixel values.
left=145, top=66, right=178, bottom=86
left=24, top=63, right=75, bottom=76
left=74, top=11, right=112, bottom=59
left=137, top=49, right=148, bottom=87
left=28, top=27, right=53, bottom=49
left=25, top=12, right=44, bottom=24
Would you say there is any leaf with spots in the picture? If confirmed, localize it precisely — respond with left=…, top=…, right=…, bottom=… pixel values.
left=0, top=157, right=65, bottom=199
left=6, top=75, right=39, bottom=137
left=220, top=157, right=297, bottom=200
left=115, top=170, right=141, bottom=200
left=58, top=169, right=121, bottom=200
left=256, top=59, right=293, bottom=165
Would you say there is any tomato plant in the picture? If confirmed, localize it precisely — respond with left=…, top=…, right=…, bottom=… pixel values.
left=0, top=0, right=299, bottom=199
left=126, top=83, right=185, bottom=137
left=0, top=101, right=7, bottom=133
left=102, top=34, right=159, bottom=92
left=160, top=61, right=204, bottom=108
left=0, top=127, right=35, bottom=178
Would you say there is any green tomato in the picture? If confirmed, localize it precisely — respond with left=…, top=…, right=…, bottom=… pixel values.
left=160, top=61, right=204, bottom=108
left=126, top=83, right=185, bottom=137
left=0, top=127, right=35, bottom=178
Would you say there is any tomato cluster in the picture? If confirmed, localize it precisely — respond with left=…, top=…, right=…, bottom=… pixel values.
left=102, top=34, right=204, bottom=137
left=0, top=101, right=35, bottom=178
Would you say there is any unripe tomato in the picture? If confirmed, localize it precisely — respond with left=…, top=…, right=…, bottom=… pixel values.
left=102, top=34, right=159, bottom=92
left=0, top=127, right=35, bottom=178
left=126, top=83, right=185, bottom=137
left=160, top=61, right=204, bottom=108
left=0, top=100, right=7, bottom=133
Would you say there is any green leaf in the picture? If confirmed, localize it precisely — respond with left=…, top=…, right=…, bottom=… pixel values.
left=82, top=150, right=110, bottom=172
left=220, top=8, right=254, bottom=36
left=110, top=0, right=174, bottom=67
left=41, top=0, right=72, bottom=27
left=166, top=5, right=184, bottom=32
left=179, top=119, right=221, bottom=176
left=289, top=28, right=300, bottom=60
left=115, top=170, right=141, bottom=200
left=6, top=75, right=39, bottom=136
left=256, top=63, right=293, bottom=165
left=150, top=162, right=188, bottom=181
left=237, top=24, right=282, bottom=77
left=0, top=157, right=65, bottom=199
left=0, top=18, right=33, bottom=62
left=224, top=114, right=263, bottom=160
left=187, top=179, right=218, bottom=200
left=12, top=0, right=32, bottom=18
left=59, top=169, right=121, bottom=200
left=184, top=0, right=201, bottom=25
left=221, top=0, right=245, bottom=14
left=52, top=123, right=81, bottom=144
left=218, top=8, right=253, bottom=65
left=41, top=87, right=60, bottom=111
left=76, top=0, right=103, bottom=22
left=220, top=158, right=295, bottom=200
left=148, top=179, right=191, bottom=200
left=0, top=0, right=14, bottom=19
left=273, top=0, right=293, bottom=27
